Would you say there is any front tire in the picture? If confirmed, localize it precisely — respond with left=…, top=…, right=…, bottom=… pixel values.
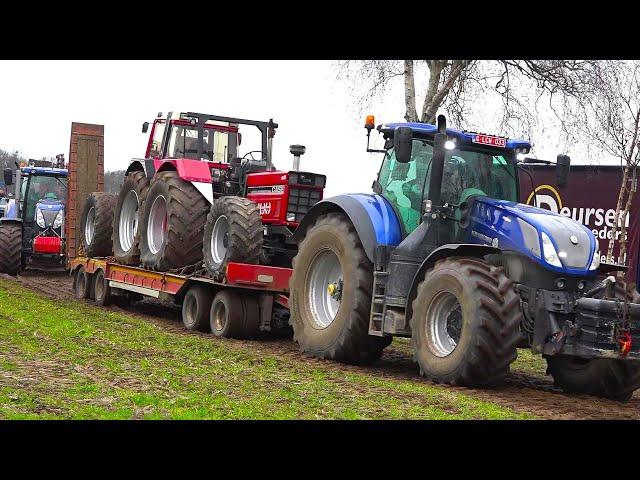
left=410, top=257, right=522, bottom=387
left=81, top=192, right=117, bottom=257
left=112, top=171, right=150, bottom=265
left=203, top=196, right=262, bottom=279
left=139, top=171, right=209, bottom=271
left=546, top=279, right=640, bottom=401
left=0, top=223, right=22, bottom=275
left=289, top=213, right=388, bottom=364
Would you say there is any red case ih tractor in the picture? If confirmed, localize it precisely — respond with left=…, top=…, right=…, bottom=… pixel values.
left=80, top=112, right=326, bottom=278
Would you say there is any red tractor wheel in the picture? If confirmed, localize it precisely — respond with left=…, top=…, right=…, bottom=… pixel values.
left=139, top=171, right=209, bottom=271
left=112, top=171, right=150, bottom=265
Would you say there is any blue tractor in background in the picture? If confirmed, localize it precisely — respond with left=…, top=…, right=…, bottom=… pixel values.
left=289, top=114, right=640, bottom=401
left=0, top=160, right=68, bottom=275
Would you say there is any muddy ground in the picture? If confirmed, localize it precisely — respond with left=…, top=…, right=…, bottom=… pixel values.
left=3, top=271, right=639, bottom=419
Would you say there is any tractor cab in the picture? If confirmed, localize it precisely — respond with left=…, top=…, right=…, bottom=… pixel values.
left=370, top=118, right=531, bottom=240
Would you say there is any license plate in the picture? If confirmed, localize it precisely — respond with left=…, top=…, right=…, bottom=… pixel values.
left=472, top=134, right=506, bottom=148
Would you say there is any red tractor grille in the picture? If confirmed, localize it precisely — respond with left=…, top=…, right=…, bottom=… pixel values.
left=287, top=187, right=322, bottom=223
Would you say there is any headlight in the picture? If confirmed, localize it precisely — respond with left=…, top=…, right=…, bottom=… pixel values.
left=53, top=211, right=63, bottom=229
left=36, top=208, right=45, bottom=228
left=541, top=232, right=562, bottom=267
left=589, top=250, right=601, bottom=270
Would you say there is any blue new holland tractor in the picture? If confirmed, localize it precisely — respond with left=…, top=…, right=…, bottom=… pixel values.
left=289, top=115, right=640, bottom=401
left=0, top=161, right=68, bottom=274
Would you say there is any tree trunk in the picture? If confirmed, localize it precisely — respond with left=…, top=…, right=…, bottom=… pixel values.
left=403, top=60, right=418, bottom=122
left=607, top=165, right=629, bottom=264
left=617, top=168, right=636, bottom=277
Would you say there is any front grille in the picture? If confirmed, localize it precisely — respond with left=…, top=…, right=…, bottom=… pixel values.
left=287, top=188, right=321, bottom=223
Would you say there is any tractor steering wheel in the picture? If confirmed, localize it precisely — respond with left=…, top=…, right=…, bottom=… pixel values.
left=241, top=151, right=266, bottom=164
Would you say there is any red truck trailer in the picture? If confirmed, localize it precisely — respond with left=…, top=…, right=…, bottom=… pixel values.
left=68, top=256, right=293, bottom=337
left=519, top=164, right=640, bottom=286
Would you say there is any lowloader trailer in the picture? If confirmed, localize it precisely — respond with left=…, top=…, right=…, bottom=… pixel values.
left=68, top=256, right=292, bottom=338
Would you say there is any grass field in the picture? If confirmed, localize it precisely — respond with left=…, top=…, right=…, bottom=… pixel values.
left=0, top=278, right=543, bottom=420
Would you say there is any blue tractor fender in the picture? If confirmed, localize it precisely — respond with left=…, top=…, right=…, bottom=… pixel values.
left=293, top=194, right=403, bottom=263
left=405, top=243, right=500, bottom=323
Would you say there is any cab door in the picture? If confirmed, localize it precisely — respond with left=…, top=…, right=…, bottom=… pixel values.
left=377, top=140, right=433, bottom=237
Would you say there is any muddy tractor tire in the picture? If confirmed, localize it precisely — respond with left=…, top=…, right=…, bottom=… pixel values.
left=0, top=223, right=22, bottom=275
left=289, top=213, right=390, bottom=365
left=112, top=171, right=150, bottom=265
left=209, top=290, right=261, bottom=339
left=203, top=196, right=263, bottom=279
left=81, top=192, right=117, bottom=257
left=410, top=257, right=522, bottom=387
left=546, top=279, right=640, bottom=401
left=139, top=171, right=209, bottom=271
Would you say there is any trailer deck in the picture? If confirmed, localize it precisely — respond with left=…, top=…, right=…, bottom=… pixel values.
left=68, top=257, right=292, bottom=337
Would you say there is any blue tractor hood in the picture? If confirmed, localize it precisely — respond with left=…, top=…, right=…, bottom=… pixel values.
left=36, top=198, right=64, bottom=228
left=466, top=196, right=599, bottom=276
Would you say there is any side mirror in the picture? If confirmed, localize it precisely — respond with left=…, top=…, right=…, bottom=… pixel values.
left=556, top=154, right=570, bottom=187
left=142, top=122, right=149, bottom=133
left=394, top=127, right=413, bottom=163
left=4, top=168, right=12, bottom=186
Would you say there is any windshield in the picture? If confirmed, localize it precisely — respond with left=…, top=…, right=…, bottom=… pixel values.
left=25, top=175, right=67, bottom=222
left=442, top=148, right=517, bottom=204
left=166, top=125, right=234, bottom=163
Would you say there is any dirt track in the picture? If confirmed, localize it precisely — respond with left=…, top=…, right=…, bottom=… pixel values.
left=4, top=271, right=640, bottom=419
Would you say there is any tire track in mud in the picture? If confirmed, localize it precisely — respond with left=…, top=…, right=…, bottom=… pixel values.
left=3, top=272, right=640, bottom=419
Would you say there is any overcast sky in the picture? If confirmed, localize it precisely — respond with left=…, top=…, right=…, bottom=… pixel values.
left=0, top=60, right=618, bottom=197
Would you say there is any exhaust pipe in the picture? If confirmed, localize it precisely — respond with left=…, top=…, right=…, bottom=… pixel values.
left=290, top=145, right=306, bottom=171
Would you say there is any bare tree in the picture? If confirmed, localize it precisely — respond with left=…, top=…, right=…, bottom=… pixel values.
left=337, top=60, right=594, bottom=134
left=573, top=61, right=640, bottom=271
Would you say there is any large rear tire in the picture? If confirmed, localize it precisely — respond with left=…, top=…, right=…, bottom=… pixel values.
left=112, top=171, right=150, bottom=265
left=203, top=196, right=262, bottom=279
left=139, top=171, right=209, bottom=271
left=81, top=192, right=117, bottom=257
left=289, top=213, right=389, bottom=365
left=410, top=257, right=522, bottom=387
left=0, top=223, right=22, bottom=275
left=546, top=279, right=640, bottom=401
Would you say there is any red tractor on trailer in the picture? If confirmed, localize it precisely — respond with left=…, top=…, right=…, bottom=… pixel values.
left=74, top=112, right=325, bottom=336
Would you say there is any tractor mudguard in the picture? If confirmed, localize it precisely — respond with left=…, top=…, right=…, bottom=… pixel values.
left=125, top=158, right=156, bottom=178
left=293, top=194, right=402, bottom=263
left=0, top=217, right=22, bottom=225
left=405, top=243, right=500, bottom=321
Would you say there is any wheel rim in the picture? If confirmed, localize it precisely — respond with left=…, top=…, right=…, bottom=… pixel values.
left=212, top=301, right=226, bottom=332
left=119, top=190, right=139, bottom=252
left=210, top=215, right=229, bottom=265
left=85, top=207, right=95, bottom=245
left=95, top=272, right=104, bottom=300
left=426, top=291, right=463, bottom=357
left=147, top=195, right=167, bottom=255
left=307, top=249, right=343, bottom=329
left=184, top=294, right=197, bottom=327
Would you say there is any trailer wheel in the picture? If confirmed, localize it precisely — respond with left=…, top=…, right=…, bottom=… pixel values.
left=203, top=196, right=263, bottom=279
left=0, top=223, right=22, bottom=275
left=546, top=279, right=640, bottom=401
left=289, top=213, right=389, bottom=364
left=181, top=285, right=213, bottom=332
left=139, top=171, right=209, bottom=271
left=113, top=171, right=150, bottom=265
left=410, top=257, right=522, bottom=387
left=93, top=269, right=112, bottom=306
left=210, top=290, right=261, bottom=339
left=74, top=266, right=91, bottom=300
left=81, top=192, right=117, bottom=257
